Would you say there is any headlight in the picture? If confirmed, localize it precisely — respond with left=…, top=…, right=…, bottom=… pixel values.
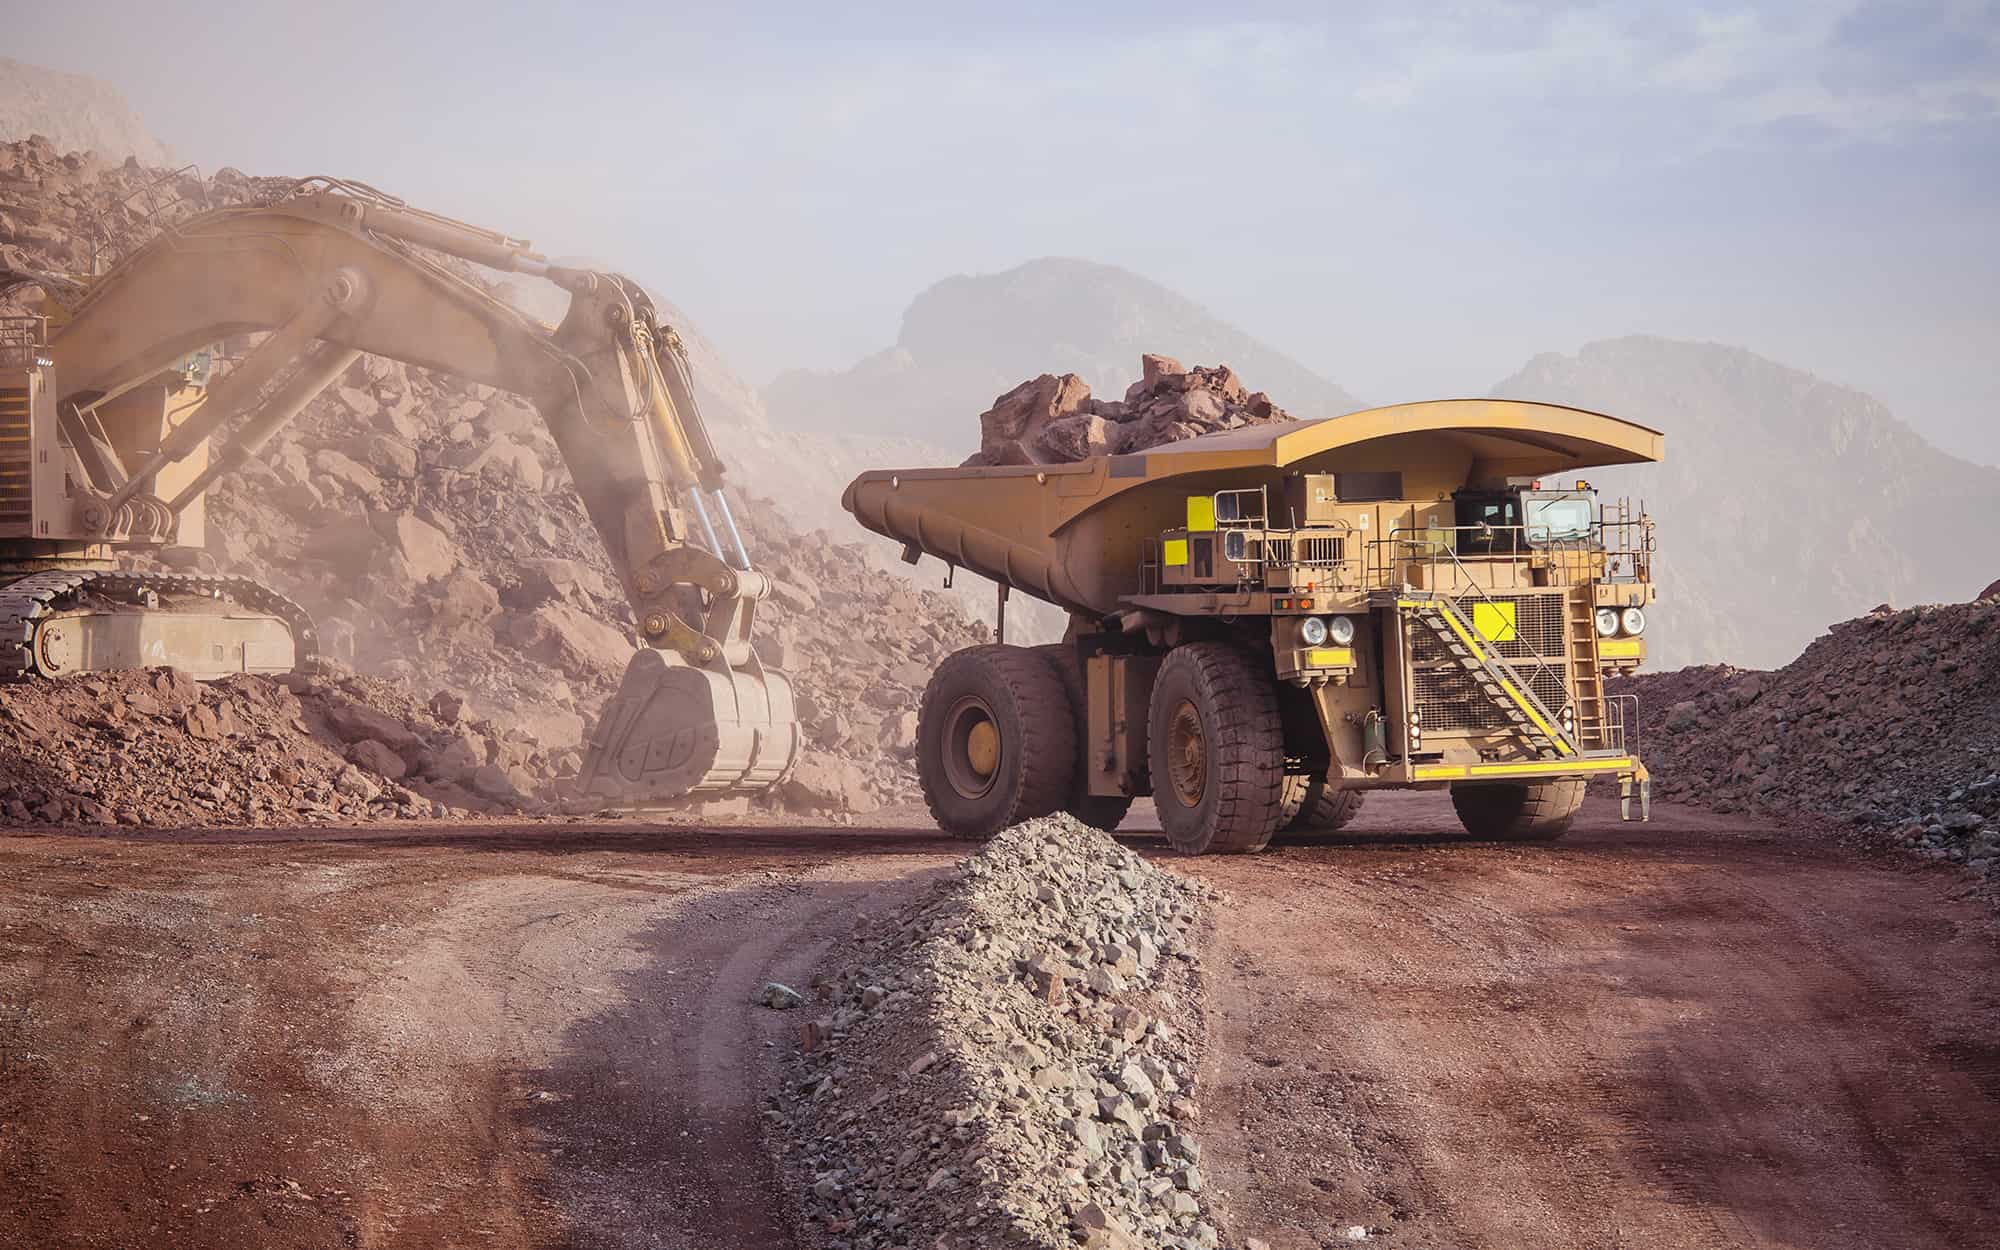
left=1327, top=615, right=1356, bottom=645
left=1594, top=608, right=1620, bottom=638
left=1299, top=616, right=1329, bottom=646
left=1620, top=607, right=1646, bottom=636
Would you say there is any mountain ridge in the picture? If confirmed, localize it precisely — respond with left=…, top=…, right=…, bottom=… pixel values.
left=765, top=256, right=1363, bottom=450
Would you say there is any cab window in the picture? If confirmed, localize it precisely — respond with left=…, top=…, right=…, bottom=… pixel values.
left=1453, top=492, right=1521, bottom=555
left=1523, top=495, right=1594, bottom=545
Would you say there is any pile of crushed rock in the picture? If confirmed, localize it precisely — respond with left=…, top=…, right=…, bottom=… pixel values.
left=1621, top=594, right=2000, bottom=874
left=966, top=354, right=1297, bottom=467
left=0, top=664, right=522, bottom=825
left=1, top=136, right=986, bottom=820
left=770, top=814, right=1240, bottom=1250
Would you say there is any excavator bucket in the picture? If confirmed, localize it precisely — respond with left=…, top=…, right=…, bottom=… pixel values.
left=576, top=648, right=802, bottom=803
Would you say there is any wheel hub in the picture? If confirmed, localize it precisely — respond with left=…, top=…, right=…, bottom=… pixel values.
left=1167, top=698, right=1207, bottom=808
left=942, top=694, right=1002, bottom=800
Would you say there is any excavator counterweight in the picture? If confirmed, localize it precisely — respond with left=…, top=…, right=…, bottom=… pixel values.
left=0, top=180, right=800, bottom=804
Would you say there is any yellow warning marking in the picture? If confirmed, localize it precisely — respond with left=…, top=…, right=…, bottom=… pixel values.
left=1163, top=538, right=1189, bottom=567
left=1415, top=757, right=1632, bottom=781
left=1598, top=637, right=1644, bottom=659
left=1306, top=647, right=1355, bottom=668
left=1186, top=495, right=1216, bottom=532
left=1472, top=600, right=1517, bottom=644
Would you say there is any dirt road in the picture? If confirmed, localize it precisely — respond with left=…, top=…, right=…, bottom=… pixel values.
left=2, top=800, right=1996, bottom=1249
left=0, top=819, right=958, bottom=1249
left=1187, top=793, right=2000, bottom=1250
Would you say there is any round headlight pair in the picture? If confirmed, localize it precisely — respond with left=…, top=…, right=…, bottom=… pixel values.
left=1596, top=607, right=1647, bottom=637
left=1298, top=615, right=1356, bottom=647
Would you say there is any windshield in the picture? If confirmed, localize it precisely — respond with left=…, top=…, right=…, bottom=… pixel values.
left=1524, top=495, right=1595, bottom=545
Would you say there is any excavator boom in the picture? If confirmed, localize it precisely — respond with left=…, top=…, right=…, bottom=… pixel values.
left=0, top=179, right=800, bottom=803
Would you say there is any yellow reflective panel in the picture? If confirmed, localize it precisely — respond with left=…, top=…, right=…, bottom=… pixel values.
left=1599, top=638, right=1645, bottom=659
left=1307, top=647, right=1355, bottom=668
left=1472, top=600, right=1517, bottom=643
left=1163, top=538, right=1190, bottom=566
left=1186, top=495, right=1216, bottom=532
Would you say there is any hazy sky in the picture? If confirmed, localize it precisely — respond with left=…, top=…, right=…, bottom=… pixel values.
left=16, top=1, right=2000, bottom=463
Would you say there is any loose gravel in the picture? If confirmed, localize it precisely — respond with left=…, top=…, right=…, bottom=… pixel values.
left=771, top=814, right=1226, bottom=1250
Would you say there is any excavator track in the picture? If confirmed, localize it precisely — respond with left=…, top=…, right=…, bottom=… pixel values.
left=0, top=570, right=317, bottom=680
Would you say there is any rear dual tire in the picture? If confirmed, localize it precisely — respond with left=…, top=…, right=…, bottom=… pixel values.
left=1279, top=774, right=1366, bottom=834
left=916, top=645, right=1075, bottom=838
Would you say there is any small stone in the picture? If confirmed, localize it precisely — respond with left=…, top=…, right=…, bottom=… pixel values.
left=757, top=982, right=805, bottom=1010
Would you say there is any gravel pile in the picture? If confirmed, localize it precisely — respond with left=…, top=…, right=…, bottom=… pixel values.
left=772, top=814, right=1227, bottom=1250
left=965, top=354, right=1297, bottom=467
left=1, top=135, right=987, bottom=820
left=1621, top=594, right=2000, bottom=873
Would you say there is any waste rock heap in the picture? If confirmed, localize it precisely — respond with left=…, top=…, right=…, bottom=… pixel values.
left=0, top=665, right=508, bottom=825
left=772, top=814, right=1227, bottom=1250
left=1, top=136, right=985, bottom=819
left=966, top=354, right=1297, bottom=467
left=1622, top=594, right=2000, bottom=874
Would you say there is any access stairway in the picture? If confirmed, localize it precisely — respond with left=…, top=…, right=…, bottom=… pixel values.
left=1383, top=590, right=1583, bottom=760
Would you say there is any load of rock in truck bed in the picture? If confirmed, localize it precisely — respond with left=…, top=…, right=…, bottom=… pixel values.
left=964, top=354, right=1297, bottom=467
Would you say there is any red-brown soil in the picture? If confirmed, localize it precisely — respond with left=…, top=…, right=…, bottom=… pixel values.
left=2, top=798, right=1997, bottom=1249
left=1185, top=793, right=2000, bottom=1250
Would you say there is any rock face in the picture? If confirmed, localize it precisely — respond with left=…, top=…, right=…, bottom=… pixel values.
left=765, top=257, right=1361, bottom=447
left=0, top=138, right=986, bottom=819
left=966, top=355, right=1297, bottom=466
left=773, top=815, right=1222, bottom=1250
left=0, top=59, right=176, bottom=167
left=1618, top=598, right=2000, bottom=874
left=1492, top=337, right=2000, bottom=670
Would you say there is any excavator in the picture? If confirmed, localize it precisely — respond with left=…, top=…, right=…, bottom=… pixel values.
left=0, top=177, right=800, bottom=803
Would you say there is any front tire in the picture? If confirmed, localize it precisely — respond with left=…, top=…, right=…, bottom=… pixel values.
left=1148, top=643, right=1285, bottom=855
left=917, top=645, right=1076, bottom=838
left=1450, top=779, right=1586, bottom=841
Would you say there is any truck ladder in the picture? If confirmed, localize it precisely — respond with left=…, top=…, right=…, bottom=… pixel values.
left=1565, top=585, right=1610, bottom=750
left=1385, top=591, right=1582, bottom=760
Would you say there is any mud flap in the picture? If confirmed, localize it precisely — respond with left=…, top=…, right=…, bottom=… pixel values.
left=577, top=648, right=802, bottom=803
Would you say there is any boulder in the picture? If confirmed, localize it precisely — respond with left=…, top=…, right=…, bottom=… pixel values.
left=780, top=753, right=877, bottom=813
left=505, top=602, right=634, bottom=681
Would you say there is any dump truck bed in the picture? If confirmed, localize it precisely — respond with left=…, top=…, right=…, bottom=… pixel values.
left=843, top=399, right=1666, bottom=618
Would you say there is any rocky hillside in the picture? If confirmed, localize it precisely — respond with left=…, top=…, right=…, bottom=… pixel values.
left=765, top=257, right=1361, bottom=450
left=1493, top=336, right=2000, bottom=670
left=1619, top=589, right=2000, bottom=878
left=0, top=58, right=174, bottom=167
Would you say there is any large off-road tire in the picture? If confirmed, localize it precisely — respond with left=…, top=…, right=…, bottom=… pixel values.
left=1449, top=779, right=1586, bottom=841
left=917, top=645, right=1076, bottom=839
left=1278, top=774, right=1366, bottom=834
left=1148, top=642, right=1285, bottom=855
left=1031, top=643, right=1135, bottom=833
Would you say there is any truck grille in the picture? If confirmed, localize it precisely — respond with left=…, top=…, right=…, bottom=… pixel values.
left=1245, top=533, right=1346, bottom=567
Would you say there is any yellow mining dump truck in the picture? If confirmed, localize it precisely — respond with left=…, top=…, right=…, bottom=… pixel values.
left=844, top=399, right=1660, bottom=853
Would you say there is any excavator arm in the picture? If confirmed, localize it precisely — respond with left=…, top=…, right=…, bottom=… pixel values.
left=32, top=179, right=800, bottom=801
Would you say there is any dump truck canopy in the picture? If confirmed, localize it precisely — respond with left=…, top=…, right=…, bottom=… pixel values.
left=1135, top=398, right=1663, bottom=475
